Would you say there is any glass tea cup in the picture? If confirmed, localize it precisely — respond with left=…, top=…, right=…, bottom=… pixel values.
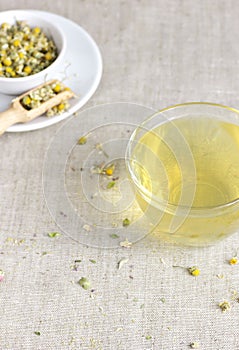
left=125, top=103, right=239, bottom=246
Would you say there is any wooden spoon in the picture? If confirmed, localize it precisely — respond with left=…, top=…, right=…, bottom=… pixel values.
left=0, top=79, right=74, bottom=135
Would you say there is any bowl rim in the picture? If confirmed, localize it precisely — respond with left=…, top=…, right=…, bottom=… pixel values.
left=125, top=101, right=239, bottom=216
left=0, top=9, right=66, bottom=82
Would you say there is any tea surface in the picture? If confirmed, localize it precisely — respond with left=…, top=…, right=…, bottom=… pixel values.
left=131, top=116, right=239, bottom=208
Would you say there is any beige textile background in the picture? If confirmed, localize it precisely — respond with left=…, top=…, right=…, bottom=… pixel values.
left=1, top=0, right=239, bottom=349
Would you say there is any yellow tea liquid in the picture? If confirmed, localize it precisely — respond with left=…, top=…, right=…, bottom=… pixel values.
left=131, top=116, right=239, bottom=245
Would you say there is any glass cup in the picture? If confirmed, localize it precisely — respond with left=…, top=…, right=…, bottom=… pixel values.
left=125, top=103, right=239, bottom=246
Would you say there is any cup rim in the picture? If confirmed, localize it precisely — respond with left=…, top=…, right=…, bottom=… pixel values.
left=125, top=102, right=239, bottom=215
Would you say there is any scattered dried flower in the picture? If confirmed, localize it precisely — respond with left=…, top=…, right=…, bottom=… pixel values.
left=219, top=300, right=231, bottom=312
left=5, top=237, right=25, bottom=245
left=48, top=232, right=61, bottom=238
left=78, top=277, right=91, bottom=290
left=229, top=257, right=238, bottom=265
left=115, top=327, right=123, bottom=332
left=107, top=181, right=116, bottom=189
left=190, top=342, right=200, bottom=349
left=103, top=164, right=115, bottom=176
left=70, top=264, right=79, bottom=271
left=98, top=306, right=104, bottom=314
left=120, top=238, right=132, bottom=248
left=95, top=143, right=109, bottom=158
left=89, top=259, right=96, bottom=264
left=188, top=266, right=200, bottom=276
left=90, top=292, right=95, bottom=299
left=34, top=331, right=41, bottom=336
left=91, top=164, right=105, bottom=174
left=117, top=257, right=129, bottom=270
left=83, top=224, right=91, bottom=232
left=78, top=136, right=87, bottom=145
left=122, top=218, right=130, bottom=227
left=41, top=251, right=49, bottom=256
left=173, top=264, right=200, bottom=276
left=110, top=233, right=119, bottom=239
left=145, top=335, right=152, bottom=340
left=230, top=289, right=239, bottom=300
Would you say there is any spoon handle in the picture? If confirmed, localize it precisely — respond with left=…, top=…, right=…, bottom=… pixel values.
left=0, top=107, right=25, bottom=135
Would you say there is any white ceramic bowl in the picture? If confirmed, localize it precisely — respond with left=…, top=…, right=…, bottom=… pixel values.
left=0, top=10, right=66, bottom=95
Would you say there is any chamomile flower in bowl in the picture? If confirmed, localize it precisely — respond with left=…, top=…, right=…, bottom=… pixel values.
left=0, top=10, right=66, bottom=95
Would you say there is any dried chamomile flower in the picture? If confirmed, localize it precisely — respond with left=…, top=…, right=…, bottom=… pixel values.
left=0, top=20, right=58, bottom=77
left=46, top=101, right=70, bottom=117
left=103, top=164, right=115, bottom=176
left=173, top=264, right=201, bottom=277
left=188, top=266, right=200, bottom=276
left=20, top=81, right=72, bottom=117
left=219, top=300, right=231, bottom=312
